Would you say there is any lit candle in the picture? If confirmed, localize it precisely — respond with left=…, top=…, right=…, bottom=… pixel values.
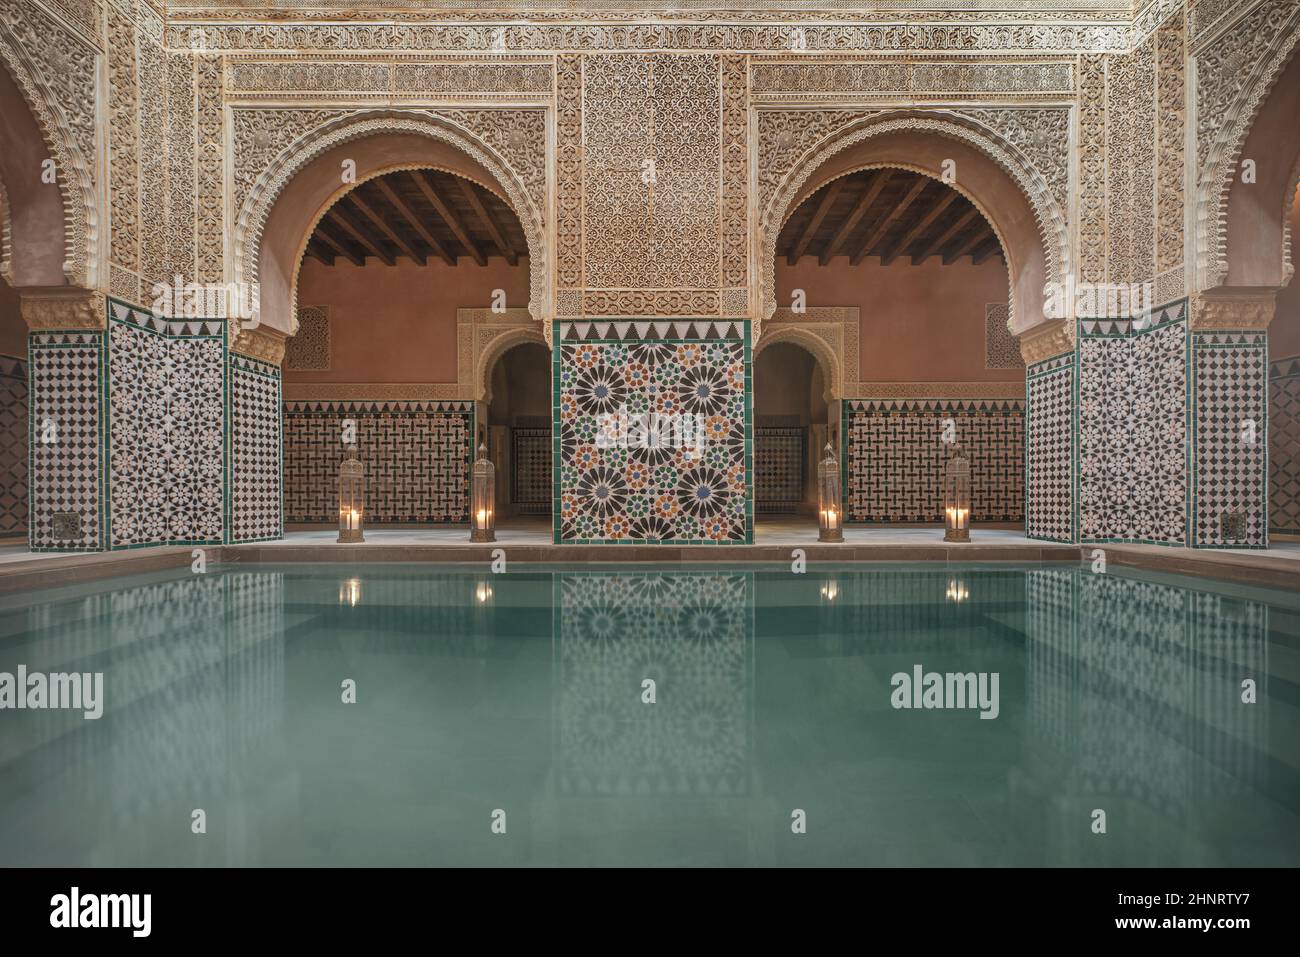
left=476, top=508, right=489, bottom=528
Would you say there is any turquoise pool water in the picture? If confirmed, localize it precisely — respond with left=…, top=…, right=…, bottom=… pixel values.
left=0, top=562, right=1297, bottom=867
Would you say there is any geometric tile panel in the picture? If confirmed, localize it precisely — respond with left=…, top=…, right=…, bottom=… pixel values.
left=754, top=426, right=803, bottom=512
left=553, top=571, right=752, bottom=796
left=554, top=319, right=753, bottom=544
left=0, top=355, right=28, bottom=538
left=1192, top=332, right=1268, bottom=547
left=282, top=400, right=472, bottom=523
left=28, top=330, right=105, bottom=551
left=106, top=301, right=226, bottom=548
left=511, top=426, right=552, bottom=515
left=1026, top=352, right=1074, bottom=542
left=1078, top=301, right=1188, bottom=545
left=230, top=353, right=283, bottom=542
left=1271, top=356, right=1300, bottom=536
left=843, top=398, right=1024, bottom=523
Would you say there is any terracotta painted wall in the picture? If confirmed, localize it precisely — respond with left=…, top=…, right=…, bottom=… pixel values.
left=1271, top=189, right=1300, bottom=361
left=291, top=257, right=529, bottom=384
left=775, top=257, right=1018, bottom=384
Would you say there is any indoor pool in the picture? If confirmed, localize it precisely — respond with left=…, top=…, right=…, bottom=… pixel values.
left=1, top=562, right=1297, bottom=867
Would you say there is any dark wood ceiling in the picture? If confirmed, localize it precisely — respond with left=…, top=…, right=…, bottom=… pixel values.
left=304, top=169, right=527, bottom=267
left=777, top=169, right=1004, bottom=267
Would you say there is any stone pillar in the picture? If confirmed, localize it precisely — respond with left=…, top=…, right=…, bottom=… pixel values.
left=228, top=326, right=286, bottom=543
left=1021, top=318, right=1077, bottom=543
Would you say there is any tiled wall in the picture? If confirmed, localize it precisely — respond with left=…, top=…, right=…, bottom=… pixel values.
left=754, top=426, right=804, bottom=512
left=1191, top=331, right=1268, bottom=547
left=554, top=319, right=753, bottom=544
left=843, top=398, right=1024, bottom=524
left=1078, top=302, right=1188, bottom=545
left=28, top=330, right=105, bottom=551
left=511, top=426, right=552, bottom=515
left=230, top=353, right=283, bottom=543
left=1025, top=352, right=1074, bottom=542
left=282, top=400, right=472, bottom=524
left=106, top=302, right=226, bottom=548
left=0, top=355, right=28, bottom=538
left=1270, top=356, right=1300, bottom=536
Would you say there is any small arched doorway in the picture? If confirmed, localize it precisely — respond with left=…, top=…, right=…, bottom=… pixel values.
left=484, top=341, right=553, bottom=526
left=753, top=341, right=829, bottom=516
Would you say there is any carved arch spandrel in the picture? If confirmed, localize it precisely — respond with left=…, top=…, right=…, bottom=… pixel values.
left=755, top=313, right=852, bottom=406
left=0, top=1, right=101, bottom=291
left=233, top=109, right=549, bottom=341
left=757, top=110, right=1068, bottom=342
left=1193, top=1, right=1300, bottom=291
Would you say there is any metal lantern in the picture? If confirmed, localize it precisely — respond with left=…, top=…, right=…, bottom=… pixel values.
left=817, top=442, right=843, bottom=542
left=471, top=442, right=496, bottom=543
left=942, top=446, right=971, bottom=543
left=337, top=444, right=365, bottom=543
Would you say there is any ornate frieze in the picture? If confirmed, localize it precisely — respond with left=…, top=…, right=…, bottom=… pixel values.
left=1106, top=34, right=1156, bottom=284
left=1155, top=10, right=1185, bottom=276
left=1018, top=317, right=1076, bottom=365
left=108, top=3, right=140, bottom=276
left=1077, top=53, right=1107, bottom=284
left=20, top=288, right=104, bottom=330
left=232, top=324, right=287, bottom=365
left=195, top=53, right=224, bottom=284
left=1189, top=292, right=1277, bottom=330
left=225, top=55, right=553, bottom=99
left=167, top=22, right=1135, bottom=56
left=750, top=58, right=1075, bottom=98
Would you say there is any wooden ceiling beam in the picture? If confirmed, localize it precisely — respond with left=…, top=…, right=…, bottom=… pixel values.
left=849, top=177, right=929, bottom=266
left=971, top=238, right=1005, bottom=265
left=305, top=244, right=334, bottom=267
left=787, top=178, right=843, bottom=265
left=327, top=205, right=395, bottom=266
left=456, top=177, right=518, bottom=266
left=313, top=221, right=365, bottom=267
left=819, top=169, right=891, bottom=266
left=375, top=177, right=456, bottom=267
left=409, top=171, right=485, bottom=267
left=348, top=191, right=426, bottom=265
left=942, top=224, right=994, bottom=264
left=881, top=190, right=958, bottom=266
left=910, top=207, right=978, bottom=264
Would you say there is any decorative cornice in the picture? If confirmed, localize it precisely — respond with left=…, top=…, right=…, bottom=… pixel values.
left=849, top=381, right=1026, bottom=399
left=19, top=288, right=103, bottom=330
left=1189, top=291, right=1278, bottom=330
left=1017, top=317, right=1075, bottom=365
left=232, top=325, right=288, bottom=365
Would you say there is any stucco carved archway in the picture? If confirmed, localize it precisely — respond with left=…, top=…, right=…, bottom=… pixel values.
left=476, top=324, right=548, bottom=405
left=754, top=324, right=841, bottom=406
left=759, top=111, right=1068, bottom=341
left=234, top=110, right=548, bottom=340
left=1194, top=9, right=1300, bottom=292
left=0, top=22, right=100, bottom=293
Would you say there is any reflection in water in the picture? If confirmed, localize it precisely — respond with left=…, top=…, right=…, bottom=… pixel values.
left=0, top=563, right=1293, bottom=866
left=554, top=572, right=753, bottom=796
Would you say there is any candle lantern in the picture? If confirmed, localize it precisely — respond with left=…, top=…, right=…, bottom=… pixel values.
left=471, top=442, right=496, bottom=543
left=337, top=444, right=365, bottom=543
left=942, top=446, right=971, bottom=543
left=817, top=442, right=843, bottom=542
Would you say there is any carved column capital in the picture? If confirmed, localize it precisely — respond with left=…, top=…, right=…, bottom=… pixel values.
left=232, top=325, right=288, bottom=366
left=1189, top=290, right=1277, bottom=330
left=1017, top=318, right=1075, bottom=366
left=18, top=288, right=103, bottom=330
